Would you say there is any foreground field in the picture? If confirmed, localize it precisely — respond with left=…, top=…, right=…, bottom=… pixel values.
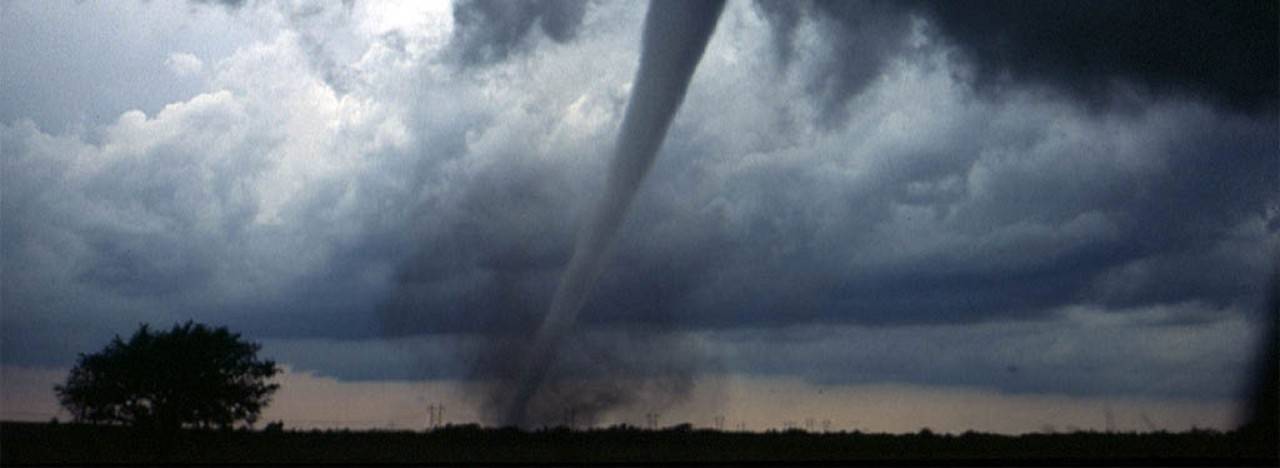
left=2, top=421, right=1274, bottom=465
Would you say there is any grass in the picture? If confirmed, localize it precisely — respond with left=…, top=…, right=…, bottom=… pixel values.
left=2, top=420, right=1274, bottom=465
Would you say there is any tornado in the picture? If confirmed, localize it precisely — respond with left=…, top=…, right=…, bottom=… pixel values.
left=502, top=0, right=726, bottom=426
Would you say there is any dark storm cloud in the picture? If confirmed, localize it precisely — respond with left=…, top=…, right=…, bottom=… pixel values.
left=76, top=231, right=214, bottom=298
left=754, top=0, right=917, bottom=125
left=561, top=89, right=1275, bottom=330
left=448, top=0, right=590, bottom=66
left=377, top=159, right=580, bottom=336
left=370, top=100, right=1276, bottom=335
left=756, top=0, right=1279, bottom=121
left=8, top=0, right=1268, bottom=351
left=3, top=1, right=1274, bottom=405
left=919, top=0, right=1279, bottom=115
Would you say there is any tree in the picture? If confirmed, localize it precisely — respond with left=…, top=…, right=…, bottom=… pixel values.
left=55, top=321, right=280, bottom=431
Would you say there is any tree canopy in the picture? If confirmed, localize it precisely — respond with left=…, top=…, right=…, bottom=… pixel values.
left=55, top=321, right=280, bottom=430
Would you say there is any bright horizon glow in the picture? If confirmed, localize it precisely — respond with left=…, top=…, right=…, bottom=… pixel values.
left=0, top=364, right=1240, bottom=434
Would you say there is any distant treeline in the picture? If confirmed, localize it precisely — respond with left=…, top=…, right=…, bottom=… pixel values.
left=1, top=421, right=1274, bottom=465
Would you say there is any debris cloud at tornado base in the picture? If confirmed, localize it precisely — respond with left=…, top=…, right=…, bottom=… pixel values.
left=499, top=0, right=726, bottom=427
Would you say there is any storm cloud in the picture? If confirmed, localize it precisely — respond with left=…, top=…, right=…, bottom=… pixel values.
left=755, top=0, right=1279, bottom=122
left=917, top=0, right=1279, bottom=115
left=1, top=0, right=1275, bottom=415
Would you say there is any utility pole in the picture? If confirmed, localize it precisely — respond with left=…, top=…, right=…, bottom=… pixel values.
left=713, top=415, right=725, bottom=431
left=822, top=419, right=831, bottom=433
left=805, top=418, right=815, bottom=432
left=564, top=408, right=577, bottom=430
left=1140, top=412, right=1158, bottom=432
left=645, top=413, right=659, bottom=430
left=1104, top=405, right=1115, bottom=433
left=427, top=403, right=447, bottom=429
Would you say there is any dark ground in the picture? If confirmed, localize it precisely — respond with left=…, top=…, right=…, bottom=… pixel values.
left=2, top=421, right=1276, bottom=465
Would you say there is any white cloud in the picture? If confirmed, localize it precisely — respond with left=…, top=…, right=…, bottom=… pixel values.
left=0, top=0, right=264, bottom=132
left=165, top=52, right=205, bottom=77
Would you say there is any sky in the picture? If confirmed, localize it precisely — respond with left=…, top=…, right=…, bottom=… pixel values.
left=1, top=0, right=1276, bottom=432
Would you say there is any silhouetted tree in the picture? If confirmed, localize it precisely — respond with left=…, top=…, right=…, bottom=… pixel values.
left=55, top=321, right=280, bottom=431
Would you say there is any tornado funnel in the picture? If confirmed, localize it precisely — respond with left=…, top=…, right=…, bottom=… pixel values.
left=502, top=0, right=726, bottom=426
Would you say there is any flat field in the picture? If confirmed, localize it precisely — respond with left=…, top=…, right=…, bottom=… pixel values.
left=1, top=421, right=1274, bottom=465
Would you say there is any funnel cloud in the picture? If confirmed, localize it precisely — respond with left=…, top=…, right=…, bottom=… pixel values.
left=500, top=0, right=726, bottom=426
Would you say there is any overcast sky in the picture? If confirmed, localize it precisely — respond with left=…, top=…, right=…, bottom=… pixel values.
left=2, top=0, right=1276, bottom=431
